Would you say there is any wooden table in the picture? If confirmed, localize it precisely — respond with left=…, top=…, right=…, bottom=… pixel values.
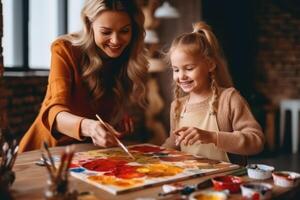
left=9, top=144, right=300, bottom=200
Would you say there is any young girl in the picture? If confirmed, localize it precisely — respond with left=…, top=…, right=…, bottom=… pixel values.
left=19, top=0, right=148, bottom=152
left=163, top=22, right=264, bottom=165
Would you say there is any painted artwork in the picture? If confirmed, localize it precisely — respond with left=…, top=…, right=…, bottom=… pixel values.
left=68, top=144, right=239, bottom=195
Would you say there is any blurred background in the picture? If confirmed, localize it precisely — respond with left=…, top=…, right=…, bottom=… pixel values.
left=0, top=0, right=299, bottom=171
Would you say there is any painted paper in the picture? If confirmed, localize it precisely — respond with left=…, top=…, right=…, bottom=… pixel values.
left=68, top=144, right=239, bottom=195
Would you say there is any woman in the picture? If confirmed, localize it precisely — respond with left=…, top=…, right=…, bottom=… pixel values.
left=19, top=0, right=148, bottom=152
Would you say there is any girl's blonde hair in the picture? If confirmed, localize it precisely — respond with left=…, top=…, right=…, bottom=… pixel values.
left=61, top=0, right=148, bottom=110
left=167, top=21, right=233, bottom=123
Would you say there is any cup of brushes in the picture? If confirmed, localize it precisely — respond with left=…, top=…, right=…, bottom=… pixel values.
left=0, top=139, right=19, bottom=188
left=42, top=142, right=78, bottom=200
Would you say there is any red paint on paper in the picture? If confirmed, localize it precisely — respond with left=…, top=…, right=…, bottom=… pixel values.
left=82, top=159, right=128, bottom=172
left=105, top=165, right=145, bottom=179
left=130, top=145, right=163, bottom=153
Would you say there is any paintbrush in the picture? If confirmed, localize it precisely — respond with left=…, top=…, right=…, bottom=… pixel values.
left=43, top=141, right=56, bottom=172
left=56, top=150, right=67, bottom=183
left=58, top=146, right=74, bottom=189
left=159, top=179, right=213, bottom=196
left=1, top=142, right=9, bottom=168
left=7, top=145, right=19, bottom=170
left=1, top=142, right=19, bottom=171
left=42, top=145, right=76, bottom=198
left=62, top=145, right=75, bottom=180
left=95, top=114, right=135, bottom=160
left=41, top=152, right=55, bottom=182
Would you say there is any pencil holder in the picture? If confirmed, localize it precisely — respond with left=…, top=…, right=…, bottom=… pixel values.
left=42, top=143, right=77, bottom=200
left=0, top=169, right=15, bottom=188
left=0, top=138, right=19, bottom=189
left=0, top=177, right=13, bottom=200
left=44, top=178, right=78, bottom=200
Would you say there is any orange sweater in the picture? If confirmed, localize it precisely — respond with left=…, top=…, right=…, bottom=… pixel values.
left=19, top=39, right=114, bottom=152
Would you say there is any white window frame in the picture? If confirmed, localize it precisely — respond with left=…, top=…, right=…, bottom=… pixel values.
left=3, top=0, right=24, bottom=67
left=3, top=0, right=84, bottom=70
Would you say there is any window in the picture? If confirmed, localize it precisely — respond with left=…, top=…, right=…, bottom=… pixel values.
left=3, top=0, right=84, bottom=70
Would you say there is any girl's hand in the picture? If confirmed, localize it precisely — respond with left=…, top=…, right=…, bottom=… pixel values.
left=173, top=127, right=217, bottom=146
left=80, top=118, right=121, bottom=147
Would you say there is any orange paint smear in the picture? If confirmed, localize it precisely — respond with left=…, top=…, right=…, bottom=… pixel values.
left=88, top=175, right=143, bottom=187
left=137, top=164, right=183, bottom=177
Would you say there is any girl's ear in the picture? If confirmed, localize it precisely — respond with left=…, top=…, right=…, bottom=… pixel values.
left=208, top=60, right=216, bottom=72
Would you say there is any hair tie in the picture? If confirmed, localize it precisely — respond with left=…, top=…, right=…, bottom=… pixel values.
left=193, top=29, right=205, bottom=36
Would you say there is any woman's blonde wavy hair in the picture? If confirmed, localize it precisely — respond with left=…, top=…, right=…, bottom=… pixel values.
left=166, top=21, right=233, bottom=124
left=61, top=0, right=148, bottom=110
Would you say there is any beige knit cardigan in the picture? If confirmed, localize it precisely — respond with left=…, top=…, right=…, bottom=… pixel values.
left=163, top=87, right=265, bottom=166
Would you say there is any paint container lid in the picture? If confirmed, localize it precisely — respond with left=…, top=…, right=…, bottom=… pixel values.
left=246, top=164, right=274, bottom=180
left=211, top=175, right=243, bottom=193
left=272, top=171, right=300, bottom=187
left=189, top=190, right=228, bottom=200
left=240, top=182, right=273, bottom=200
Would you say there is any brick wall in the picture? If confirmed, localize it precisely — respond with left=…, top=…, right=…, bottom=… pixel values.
left=0, top=75, right=47, bottom=139
left=255, top=0, right=300, bottom=105
left=1, top=0, right=300, bottom=140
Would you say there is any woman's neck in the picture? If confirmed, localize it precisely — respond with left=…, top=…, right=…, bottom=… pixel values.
left=98, top=46, right=130, bottom=65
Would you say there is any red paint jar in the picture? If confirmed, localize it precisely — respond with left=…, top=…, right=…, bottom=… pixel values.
left=211, top=175, right=243, bottom=193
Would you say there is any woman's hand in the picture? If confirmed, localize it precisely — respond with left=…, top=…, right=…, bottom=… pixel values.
left=80, top=118, right=122, bottom=147
left=173, top=127, right=217, bottom=146
left=116, top=114, right=134, bottom=135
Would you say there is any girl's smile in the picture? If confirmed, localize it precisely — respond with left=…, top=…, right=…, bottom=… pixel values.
left=171, top=47, right=212, bottom=95
left=178, top=80, right=194, bottom=90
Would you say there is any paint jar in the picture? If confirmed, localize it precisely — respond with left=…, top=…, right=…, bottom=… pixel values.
left=44, top=177, right=78, bottom=200
left=211, top=175, right=243, bottom=193
left=189, top=190, right=228, bottom=200
left=240, top=182, right=272, bottom=200
left=0, top=170, right=15, bottom=188
left=246, top=164, right=274, bottom=180
left=272, top=171, right=300, bottom=187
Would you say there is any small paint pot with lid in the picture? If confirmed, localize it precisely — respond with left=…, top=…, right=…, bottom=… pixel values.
left=211, top=175, right=243, bottom=193
left=272, top=171, right=300, bottom=187
left=240, top=182, right=273, bottom=200
left=246, top=164, right=274, bottom=180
